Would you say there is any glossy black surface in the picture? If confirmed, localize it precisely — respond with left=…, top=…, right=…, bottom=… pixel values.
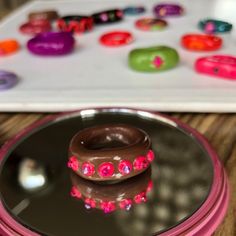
left=0, top=110, right=213, bottom=236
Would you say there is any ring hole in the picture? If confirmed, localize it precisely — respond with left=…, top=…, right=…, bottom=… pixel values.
left=85, top=133, right=130, bottom=150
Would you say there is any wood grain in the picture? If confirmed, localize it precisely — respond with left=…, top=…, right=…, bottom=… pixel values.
left=0, top=112, right=235, bottom=235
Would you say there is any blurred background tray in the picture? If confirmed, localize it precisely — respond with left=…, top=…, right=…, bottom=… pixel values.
left=0, top=0, right=236, bottom=112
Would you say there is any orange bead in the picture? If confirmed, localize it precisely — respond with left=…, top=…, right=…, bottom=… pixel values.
left=0, top=39, right=20, bottom=56
left=181, top=34, right=222, bottom=51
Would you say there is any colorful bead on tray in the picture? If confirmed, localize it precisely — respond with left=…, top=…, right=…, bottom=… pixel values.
left=181, top=34, right=222, bottom=51
left=57, top=15, right=93, bottom=34
left=0, top=39, right=20, bottom=56
left=19, top=19, right=51, bottom=35
left=28, top=10, right=59, bottom=21
left=129, top=46, right=179, bottom=72
left=100, top=31, right=134, bottom=47
left=27, top=32, right=75, bottom=56
left=153, top=3, right=184, bottom=17
left=123, top=6, right=146, bottom=16
left=195, top=55, right=236, bottom=80
left=0, top=70, right=18, bottom=90
left=92, top=9, right=123, bottom=25
left=199, top=19, right=233, bottom=34
left=135, top=18, right=168, bottom=31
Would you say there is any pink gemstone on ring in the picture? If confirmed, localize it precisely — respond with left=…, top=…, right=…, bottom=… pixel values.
left=67, top=156, right=79, bottom=171
left=85, top=198, right=96, bottom=209
left=134, top=191, right=147, bottom=204
left=133, top=156, right=149, bottom=171
left=118, top=160, right=132, bottom=175
left=146, top=150, right=155, bottom=162
left=82, top=162, right=95, bottom=176
left=147, top=180, right=153, bottom=192
left=119, top=199, right=132, bottom=211
left=70, top=186, right=82, bottom=199
left=100, top=201, right=116, bottom=213
left=98, top=162, right=114, bottom=177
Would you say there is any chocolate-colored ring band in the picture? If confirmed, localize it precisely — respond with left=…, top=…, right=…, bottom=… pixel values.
left=28, top=10, right=59, bottom=21
left=68, top=124, right=155, bottom=182
left=70, top=168, right=152, bottom=213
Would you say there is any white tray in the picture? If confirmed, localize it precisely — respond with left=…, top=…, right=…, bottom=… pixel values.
left=0, top=0, right=236, bottom=112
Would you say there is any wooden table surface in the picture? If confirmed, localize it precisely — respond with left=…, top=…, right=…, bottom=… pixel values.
left=0, top=112, right=235, bottom=235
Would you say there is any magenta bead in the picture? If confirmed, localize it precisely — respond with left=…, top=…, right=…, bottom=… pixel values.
left=153, top=4, right=184, bottom=17
left=133, top=156, right=149, bottom=170
left=81, top=162, right=95, bottom=176
left=146, top=150, right=155, bottom=162
left=27, top=31, right=75, bottom=56
left=98, top=162, right=114, bottom=177
left=100, top=201, right=116, bottom=213
left=118, top=160, right=132, bottom=175
left=67, top=156, right=79, bottom=171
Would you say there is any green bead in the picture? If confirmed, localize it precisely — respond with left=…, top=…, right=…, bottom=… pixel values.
left=128, top=46, right=179, bottom=72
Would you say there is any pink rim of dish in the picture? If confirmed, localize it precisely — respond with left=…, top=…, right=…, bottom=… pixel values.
left=0, top=107, right=229, bottom=236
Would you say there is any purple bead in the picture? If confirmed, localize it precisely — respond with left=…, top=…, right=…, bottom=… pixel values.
left=0, top=70, right=18, bottom=91
left=153, top=4, right=184, bottom=18
left=27, top=32, right=75, bottom=56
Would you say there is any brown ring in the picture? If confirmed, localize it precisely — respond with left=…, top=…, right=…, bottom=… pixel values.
left=68, top=124, right=154, bottom=182
left=28, top=10, right=59, bottom=21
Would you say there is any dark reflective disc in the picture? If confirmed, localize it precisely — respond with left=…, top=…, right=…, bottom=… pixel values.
left=0, top=109, right=213, bottom=236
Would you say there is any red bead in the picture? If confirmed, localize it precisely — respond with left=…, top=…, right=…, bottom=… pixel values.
left=119, top=199, right=132, bottom=210
left=118, top=160, right=132, bottom=175
left=81, top=162, right=95, bottom=176
left=19, top=19, right=51, bottom=35
left=98, top=162, right=114, bottom=177
left=85, top=198, right=96, bottom=209
left=146, top=150, right=155, bottom=162
left=67, top=156, right=79, bottom=171
left=100, top=201, right=116, bottom=213
left=133, top=156, right=149, bottom=170
left=70, top=186, right=82, bottom=199
left=100, top=31, right=134, bottom=47
left=134, top=192, right=147, bottom=204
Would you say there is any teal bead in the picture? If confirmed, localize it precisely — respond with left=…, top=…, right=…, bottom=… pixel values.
left=199, top=19, right=233, bottom=34
left=129, top=46, right=179, bottom=72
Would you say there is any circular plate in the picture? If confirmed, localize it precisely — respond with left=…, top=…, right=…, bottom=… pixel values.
left=0, top=108, right=229, bottom=236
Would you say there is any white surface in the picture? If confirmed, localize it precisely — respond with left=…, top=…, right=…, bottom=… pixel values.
left=0, top=0, right=236, bottom=112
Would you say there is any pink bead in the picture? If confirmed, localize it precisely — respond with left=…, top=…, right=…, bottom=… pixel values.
left=205, top=22, right=215, bottom=33
left=119, top=199, right=132, bottom=211
left=118, top=160, right=132, bottom=175
left=85, top=198, right=96, bottom=209
left=67, top=156, right=79, bottom=171
left=100, top=13, right=108, bottom=22
left=81, top=162, right=95, bottom=176
left=146, top=150, right=155, bottom=162
left=70, top=186, right=82, bottom=199
left=98, top=162, right=115, bottom=178
left=100, top=201, right=116, bottom=213
left=134, top=192, right=147, bottom=204
left=153, top=56, right=164, bottom=68
left=133, top=156, right=149, bottom=171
